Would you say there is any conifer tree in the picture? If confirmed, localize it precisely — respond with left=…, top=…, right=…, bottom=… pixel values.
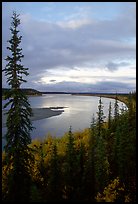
left=47, top=142, right=62, bottom=201
left=64, top=126, right=76, bottom=201
left=128, top=92, right=135, bottom=131
left=82, top=114, right=96, bottom=201
left=106, top=102, right=114, bottom=173
left=114, top=93, right=119, bottom=122
left=108, top=101, right=112, bottom=130
left=2, top=11, right=33, bottom=202
left=96, top=96, right=105, bottom=137
left=94, top=135, right=109, bottom=192
left=75, top=139, right=86, bottom=201
left=95, top=97, right=109, bottom=192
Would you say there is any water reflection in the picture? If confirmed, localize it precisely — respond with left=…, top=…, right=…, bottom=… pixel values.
left=2, top=94, right=127, bottom=141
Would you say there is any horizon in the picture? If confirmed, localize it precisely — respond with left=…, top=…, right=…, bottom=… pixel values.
left=2, top=87, right=135, bottom=95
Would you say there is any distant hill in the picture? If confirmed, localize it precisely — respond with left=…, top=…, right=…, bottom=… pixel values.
left=2, top=88, right=42, bottom=96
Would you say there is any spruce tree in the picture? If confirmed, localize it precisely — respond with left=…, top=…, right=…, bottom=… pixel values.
left=2, top=11, right=33, bottom=202
left=75, top=139, right=86, bottom=201
left=128, top=92, right=135, bottom=131
left=64, top=126, right=76, bottom=201
left=114, top=93, right=119, bottom=122
left=47, top=142, right=62, bottom=201
left=96, top=96, right=105, bottom=137
left=82, top=114, right=96, bottom=201
left=108, top=101, right=112, bottom=130
left=106, top=102, right=114, bottom=175
left=95, top=97, right=109, bottom=192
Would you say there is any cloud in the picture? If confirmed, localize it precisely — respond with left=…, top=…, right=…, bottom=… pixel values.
left=3, top=8, right=135, bottom=71
left=2, top=3, right=136, bottom=93
left=57, top=19, right=92, bottom=29
left=31, top=80, right=135, bottom=93
left=105, top=61, right=130, bottom=71
left=49, top=79, right=56, bottom=83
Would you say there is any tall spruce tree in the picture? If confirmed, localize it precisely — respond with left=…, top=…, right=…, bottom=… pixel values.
left=82, top=114, right=96, bottom=201
left=96, top=96, right=105, bottom=137
left=114, top=93, right=119, bottom=122
left=106, top=102, right=114, bottom=174
left=64, top=126, right=76, bottom=201
left=95, top=97, right=109, bottom=192
left=75, top=139, right=86, bottom=201
left=47, top=142, right=62, bottom=201
left=108, top=101, right=112, bottom=130
left=2, top=11, right=33, bottom=202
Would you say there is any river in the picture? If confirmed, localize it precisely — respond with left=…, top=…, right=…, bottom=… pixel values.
left=2, top=94, right=126, bottom=144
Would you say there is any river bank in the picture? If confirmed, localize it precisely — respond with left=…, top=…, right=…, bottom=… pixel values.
left=2, top=107, right=65, bottom=128
left=72, top=93, right=129, bottom=106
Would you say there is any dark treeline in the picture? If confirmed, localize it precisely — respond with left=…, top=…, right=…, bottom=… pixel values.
left=2, top=92, right=136, bottom=202
left=2, top=88, right=42, bottom=96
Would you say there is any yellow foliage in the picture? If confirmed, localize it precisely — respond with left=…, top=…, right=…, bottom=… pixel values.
left=95, top=177, right=130, bottom=202
left=30, top=139, right=41, bottom=147
left=124, top=195, right=131, bottom=202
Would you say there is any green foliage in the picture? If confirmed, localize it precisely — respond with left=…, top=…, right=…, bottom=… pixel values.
left=96, top=97, right=106, bottom=137
left=108, top=101, right=112, bottom=129
left=94, top=136, right=109, bottom=192
left=3, top=12, right=29, bottom=88
left=63, top=126, right=77, bottom=200
left=47, top=142, right=62, bottom=201
left=114, top=93, right=119, bottom=122
left=2, top=11, right=34, bottom=202
left=81, top=116, right=96, bottom=202
left=3, top=12, right=33, bottom=151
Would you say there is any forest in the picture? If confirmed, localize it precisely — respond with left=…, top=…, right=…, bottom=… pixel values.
left=2, top=92, right=136, bottom=202
left=2, top=88, right=42, bottom=97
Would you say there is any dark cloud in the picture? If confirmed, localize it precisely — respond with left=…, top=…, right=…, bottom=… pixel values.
left=49, top=79, right=56, bottom=82
left=105, top=61, right=130, bottom=71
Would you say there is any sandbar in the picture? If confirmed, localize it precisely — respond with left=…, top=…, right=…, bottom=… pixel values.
left=2, top=107, right=65, bottom=128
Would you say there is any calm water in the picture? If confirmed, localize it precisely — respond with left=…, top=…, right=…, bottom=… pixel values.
left=2, top=94, right=126, bottom=143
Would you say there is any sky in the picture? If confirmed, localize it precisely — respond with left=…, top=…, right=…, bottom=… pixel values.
left=2, top=2, right=136, bottom=93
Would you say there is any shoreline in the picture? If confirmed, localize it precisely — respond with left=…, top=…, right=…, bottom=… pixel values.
left=2, top=107, right=65, bottom=128
left=72, top=93, right=129, bottom=106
